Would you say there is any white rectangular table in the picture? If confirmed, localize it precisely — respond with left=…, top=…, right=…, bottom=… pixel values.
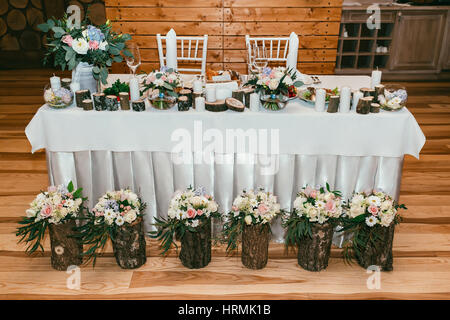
left=25, top=75, right=426, bottom=246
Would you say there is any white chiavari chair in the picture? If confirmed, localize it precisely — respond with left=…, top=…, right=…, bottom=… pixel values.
left=245, top=32, right=299, bottom=72
left=156, top=33, right=208, bottom=75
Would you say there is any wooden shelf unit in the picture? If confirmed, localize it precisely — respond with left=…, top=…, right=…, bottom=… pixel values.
left=336, top=18, right=395, bottom=71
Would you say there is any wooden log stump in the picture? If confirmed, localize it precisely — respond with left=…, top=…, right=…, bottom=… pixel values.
left=327, top=95, right=339, bottom=113
left=177, top=95, right=190, bottom=111
left=297, top=222, right=334, bottom=272
left=179, top=219, right=211, bottom=269
left=232, top=90, right=244, bottom=103
left=356, top=97, right=372, bottom=114
left=241, top=224, right=270, bottom=270
left=356, top=224, right=395, bottom=271
left=119, top=92, right=130, bottom=110
left=205, top=99, right=227, bottom=112
left=75, top=89, right=90, bottom=108
left=82, top=98, right=93, bottom=110
left=111, top=217, right=147, bottom=269
left=105, top=95, right=119, bottom=111
left=7, top=9, right=27, bottom=31
left=132, top=99, right=146, bottom=112
left=226, top=97, right=244, bottom=112
left=243, top=88, right=254, bottom=108
left=48, top=220, right=82, bottom=271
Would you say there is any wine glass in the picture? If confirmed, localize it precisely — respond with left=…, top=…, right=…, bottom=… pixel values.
left=253, top=45, right=268, bottom=75
left=247, top=42, right=257, bottom=75
left=125, top=43, right=141, bottom=76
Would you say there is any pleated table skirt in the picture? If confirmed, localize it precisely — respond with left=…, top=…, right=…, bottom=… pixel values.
left=46, top=151, right=404, bottom=247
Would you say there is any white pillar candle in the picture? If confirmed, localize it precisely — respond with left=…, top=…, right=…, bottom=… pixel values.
left=195, top=96, right=205, bottom=112
left=371, top=69, right=382, bottom=89
left=249, top=93, right=260, bottom=112
left=50, top=75, right=61, bottom=91
left=129, top=77, right=140, bottom=102
left=205, top=87, right=216, bottom=102
left=339, top=86, right=351, bottom=113
left=193, top=80, right=203, bottom=93
left=352, top=90, right=364, bottom=112
left=70, top=82, right=80, bottom=107
left=315, top=88, right=326, bottom=112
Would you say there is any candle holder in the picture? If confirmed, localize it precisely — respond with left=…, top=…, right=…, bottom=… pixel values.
left=149, top=92, right=177, bottom=110
left=379, top=84, right=407, bottom=112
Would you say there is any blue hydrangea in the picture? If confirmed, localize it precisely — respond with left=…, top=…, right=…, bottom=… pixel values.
left=87, top=25, right=105, bottom=42
left=105, top=199, right=119, bottom=211
left=262, top=67, right=272, bottom=76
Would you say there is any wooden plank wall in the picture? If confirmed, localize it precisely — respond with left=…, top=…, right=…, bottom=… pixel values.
left=105, top=0, right=342, bottom=74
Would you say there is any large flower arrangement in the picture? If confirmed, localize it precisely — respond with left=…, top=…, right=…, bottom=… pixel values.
left=246, top=67, right=303, bottom=97
left=78, top=189, right=146, bottom=265
left=16, top=181, right=84, bottom=253
left=283, top=184, right=343, bottom=247
left=150, top=187, right=220, bottom=255
left=342, top=190, right=406, bottom=263
left=38, top=15, right=132, bottom=84
left=223, top=189, right=281, bottom=252
left=142, top=67, right=182, bottom=98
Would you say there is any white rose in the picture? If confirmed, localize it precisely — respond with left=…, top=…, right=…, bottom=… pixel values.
left=268, top=78, right=279, bottom=90
left=351, top=194, right=365, bottom=206
left=293, top=197, right=305, bottom=210
left=125, top=210, right=137, bottom=224
left=207, top=201, right=218, bottom=213
left=26, top=209, right=36, bottom=218
left=283, top=75, right=293, bottom=86
left=380, top=200, right=393, bottom=211
left=72, top=38, right=89, bottom=55
left=154, top=79, right=164, bottom=87
left=244, top=215, right=252, bottom=225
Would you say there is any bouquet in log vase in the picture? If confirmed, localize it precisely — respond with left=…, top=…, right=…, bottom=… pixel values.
left=223, top=189, right=281, bottom=269
left=283, top=184, right=343, bottom=272
left=342, top=191, right=406, bottom=271
left=150, top=187, right=220, bottom=269
left=16, top=181, right=85, bottom=271
left=78, top=189, right=147, bottom=269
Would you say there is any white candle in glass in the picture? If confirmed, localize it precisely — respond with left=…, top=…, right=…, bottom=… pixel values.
left=205, top=87, right=216, bottom=102
left=315, top=88, right=326, bottom=112
left=352, top=90, right=363, bottom=112
left=129, top=77, right=140, bottom=102
left=193, top=80, right=203, bottom=93
left=371, top=69, right=382, bottom=89
left=50, top=75, right=61, bottom=91
left=249, top=93, right=260, bottom=112
left=339, top=86, right=351, bottom=113
left=70, top=82, right=80, bottom=106
left=195, top=96, right=205, bottom=112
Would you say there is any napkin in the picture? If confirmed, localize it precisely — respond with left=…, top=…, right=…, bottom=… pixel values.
left=166, top=29, right=178, bottom=70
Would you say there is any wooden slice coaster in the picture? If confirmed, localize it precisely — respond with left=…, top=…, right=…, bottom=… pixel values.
left=225, top=97, right=245, bottom=112
left=205, top=99, right=227, bottom=112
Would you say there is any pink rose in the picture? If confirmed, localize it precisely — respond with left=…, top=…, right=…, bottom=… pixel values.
left=62, top=35, right=73, bottom=47
left=368, top=205, right=379, bottom=215
left=40, top=205, right=52, bottom=218
left=187, top=208, right=196, bottom=218
left=89, top=40, right=99, bottom=50
left=325, top=199, right=336, bottom=212
left=95, top=210, right=104, bottom=217
left=197, top=209, right=203, bottom=216
left=310, top=189, right=317, bottom=198
left=258, top=204, right=269, bottom=214
left=232, top=206, right=238, bottom=212
left=304, top=186, right=313, bottom=197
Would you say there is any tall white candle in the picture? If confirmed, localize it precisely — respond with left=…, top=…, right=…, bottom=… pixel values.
left=70, top=82, right=80, bottom=107
left=352, top=90, right=364, bottom=112
left=249, top=93, right=260, bottom=112
left=339, top=86, right=351, bottom=113
left=193, top=80, right=203, bottom=93
left=205, top=87, right=216, bottom=102
left=195, top=96, right=205, bottom=112
left=50, top=75, right=61, bottom=91
left=129, top=77, right=140, bottom=102
left=315, top=88, right=326, bottom=112
left=371, top=69, right=382, bottom=89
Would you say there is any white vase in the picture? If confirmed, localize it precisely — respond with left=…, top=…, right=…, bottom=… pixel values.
left=72, top=62, right=99, bottom=95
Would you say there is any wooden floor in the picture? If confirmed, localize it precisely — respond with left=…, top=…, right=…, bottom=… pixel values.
left=0, top=69, right=449, bottom=300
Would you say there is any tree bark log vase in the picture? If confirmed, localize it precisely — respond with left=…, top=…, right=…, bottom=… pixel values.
left=179, top=220, right=211, bottom=269
left=75, top=89, right=90, bottom=108
left=92, top=93, right=106, bottom=111
left=297, top=222, right=334, bottom=272
left=177, top=95, right=190, bottom=111
left=327, top=95, right=340, bottom=113
left=179, top=88, right=193, bottom=107
left=370, top=103, right=380, bottom=113
left=232, top=90, right=244, bottom=103
left=111, top=217, right=147, bottom=269
left=356, top=224, right=395, bottom=271
left=105, top=95, right=119, bottom=111
left=82, top=98, right=93, bottom=111
left=119, top=92, right=130, bottom=110
left=132, top=99, right=146, bottom=112
left=356, top=97, right=372, bottom=114
left=48, top=220, right=83, bottom=271
left=241, top=224, right=270, bottom=270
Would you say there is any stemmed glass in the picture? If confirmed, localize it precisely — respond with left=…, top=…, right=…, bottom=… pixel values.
left=125, top=43, right=141, bottom=76
left=253, top=45, right=268, bottom=75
